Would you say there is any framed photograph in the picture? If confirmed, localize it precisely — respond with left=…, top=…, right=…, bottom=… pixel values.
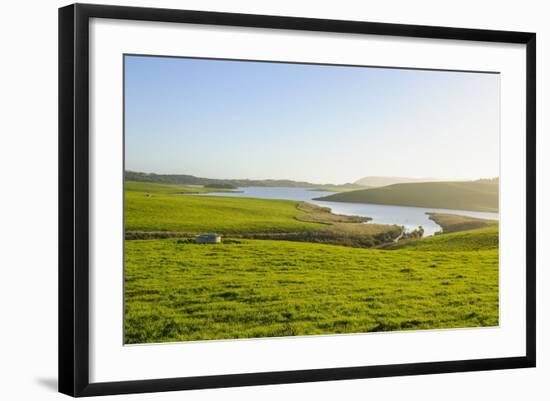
left=59, top=3, right=536, bottom=397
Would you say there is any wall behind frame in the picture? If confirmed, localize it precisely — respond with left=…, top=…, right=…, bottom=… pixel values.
left=0, top=0, right=546, bottom=400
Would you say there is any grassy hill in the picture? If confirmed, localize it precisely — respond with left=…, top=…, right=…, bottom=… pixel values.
left=354, top=176, right=444, bottom=187
left=125, top=181, right=400, bottom=247
left=316, top=179, right=499, bottom=212
left=125, top=183, right=321, bottom=234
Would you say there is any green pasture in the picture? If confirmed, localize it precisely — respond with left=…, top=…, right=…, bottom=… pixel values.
left=125, top=236, right=498, bottom=343
left=125, top=181, right=400, bottom=246
left=124, top=180, right=234, bottom=194
left=388, top=225, right=499, bottom=252
left=124, top=180, right=499, bottom=344
left=125, top=188, right=321, bottom=234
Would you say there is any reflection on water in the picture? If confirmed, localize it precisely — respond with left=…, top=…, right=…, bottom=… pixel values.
left=195, top=186, right=499, bottom=237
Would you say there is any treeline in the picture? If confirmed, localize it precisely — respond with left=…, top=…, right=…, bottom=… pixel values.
left=125, top=171, right=318, bottom=188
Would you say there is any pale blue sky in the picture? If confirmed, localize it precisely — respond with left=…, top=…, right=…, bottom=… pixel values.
left=124, top=55, right=499, bottom=185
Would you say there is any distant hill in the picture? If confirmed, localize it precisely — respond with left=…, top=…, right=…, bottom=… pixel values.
left=354, top=176, right=445, bottom=187
left=308, top=184, right=366, bottom=192
left=316, top=179, right=499, bottom=212
left=125, top=171, right=362, bottom=191
left=126, top=171, right=317, bottom=188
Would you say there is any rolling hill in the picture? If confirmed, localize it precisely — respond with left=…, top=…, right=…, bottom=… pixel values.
left=126, top=171, right=363, bottom=191
left=316, top=179, right=499, bottom=212
left=354, top=176, right=445, bottom=187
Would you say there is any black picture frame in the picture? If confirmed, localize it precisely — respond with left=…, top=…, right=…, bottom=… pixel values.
left=59, top=3, right=536, bottom=397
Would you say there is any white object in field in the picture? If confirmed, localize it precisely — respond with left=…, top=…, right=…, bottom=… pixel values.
left=196, top=233, right=222, bottom=244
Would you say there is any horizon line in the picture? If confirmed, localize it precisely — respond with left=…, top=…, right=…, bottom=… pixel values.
left=124, top=170, right=499, bottom=186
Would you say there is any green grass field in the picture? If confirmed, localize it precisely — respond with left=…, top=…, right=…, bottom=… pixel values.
left=124, top=180, right=499, bottom=344
left=385, top=225, right=499, bottom=252
left=125, top=237, right=498, bottom=343
left=125, top=181, right=401, bottom=246
left=126, top=190, right=321, bottom=234
left=316, top=179, right=499, bottom=212
left=125, top=180, right=230, bottom=194
left=125, top=181, right=326, bottom=233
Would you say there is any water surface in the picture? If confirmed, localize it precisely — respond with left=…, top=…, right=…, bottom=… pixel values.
left=196, top=186, right=499, bottom=237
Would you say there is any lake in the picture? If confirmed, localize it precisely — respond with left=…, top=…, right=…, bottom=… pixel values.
left=196, top=186, right=499, bottom=237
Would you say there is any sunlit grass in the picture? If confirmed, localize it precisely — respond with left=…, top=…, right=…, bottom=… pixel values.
left=317, top=180, right=499, bottom=212
left=124, top=180, right=499, bottom=344
left=125, top=237, right=498, bottom=343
